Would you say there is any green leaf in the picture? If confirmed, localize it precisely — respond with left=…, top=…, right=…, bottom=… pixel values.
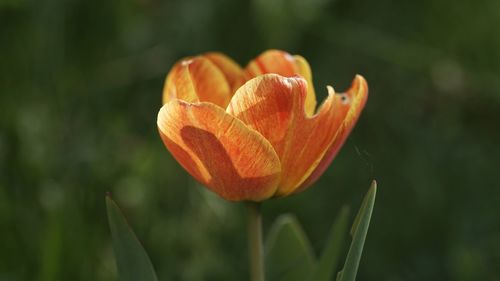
left=310, top=206, right=350, bottom=281
left=265, top=214, right=317, bottom=281
left=106, top=195, right=159, bottom=281
left=337, top=180, right=377, bottom=281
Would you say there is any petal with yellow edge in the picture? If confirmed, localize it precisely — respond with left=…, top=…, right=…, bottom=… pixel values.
left=162, top=57, right=234, bottom=107
left=245, top=49, right=317, bottom=116
left=204, top=52, right=246, bottom=94
left=227, top=74, right=349, bottom=196
left=158, top=100, right=281, bottom=201
left=297, top=75, right=369, bottom=192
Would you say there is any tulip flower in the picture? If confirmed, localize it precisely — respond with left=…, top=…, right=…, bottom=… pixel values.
left=157, top=50, right=368, bottom=202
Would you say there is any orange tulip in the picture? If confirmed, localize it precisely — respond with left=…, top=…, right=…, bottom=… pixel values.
left=157, top=50, right=368, bottom=201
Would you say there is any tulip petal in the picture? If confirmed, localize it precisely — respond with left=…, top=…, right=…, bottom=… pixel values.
left=296, top=75, right=369, bottom=192
left=163, top=57, right=197, bottom=104
left=162, top=57, right=233, bottom=107
left=158, top=100, right=281, bottom=201
left=246, top=50, right=297, bottom=77
left=204, top=52, right=246, bottom=94
left=245, top=50, right=317, bottom=116
left=293, top=55, right=317, bottom=116
left=228, top=74, right=354, bottom=196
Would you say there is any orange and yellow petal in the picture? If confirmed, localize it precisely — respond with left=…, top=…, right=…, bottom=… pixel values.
left=245, top=50, right=317, bottom=116
left=204, top=52, right=246, bottom=94
left=227, top=74, right=352, bottom=196
left=163, top=57, right=197, bottom=104
left=162, top=57, right=234, bottom=107
left=158, top=100, right=281, bottom=201
left=296, top=75, right=369, bottom=192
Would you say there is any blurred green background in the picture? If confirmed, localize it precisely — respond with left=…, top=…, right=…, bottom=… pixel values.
left=1, top=0, right=500, bottom=280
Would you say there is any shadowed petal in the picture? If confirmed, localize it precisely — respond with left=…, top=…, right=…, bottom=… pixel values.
left=162, top=57, right=234, bottom=107
left=296, top=75, right=369, bottom=192
left=245, top=50, right=317, bottom=116
left=227, top=74, right=350, bottom=196
left=158, top=100, right=281, bottom=201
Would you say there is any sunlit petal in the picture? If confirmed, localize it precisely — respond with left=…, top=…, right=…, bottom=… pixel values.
left=245, top=50, right=317, bottom=116
left=158, top=100, right=281, bottom=201
left=204, top=52, right=246, bottom=94
left=297, top=75, right=369, bottom=192
left=227, top=74, right=351, bottom=196
left=162, top=57, right=233, bottom=107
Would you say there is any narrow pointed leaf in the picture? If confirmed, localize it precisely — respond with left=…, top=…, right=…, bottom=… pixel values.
left=106, top=196, right=159, bottom=281
left=336, top=270, right=343, bottom=281
left=337, top=180, right=377, bottom=281
left=349, top=183, right=371, bottom=236
left=310, top=206, right=350, bottom=281
left=265, top=214, right=317, bottom=281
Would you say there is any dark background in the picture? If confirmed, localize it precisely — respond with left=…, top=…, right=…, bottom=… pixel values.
left=1, top=0, right=500, bottom=280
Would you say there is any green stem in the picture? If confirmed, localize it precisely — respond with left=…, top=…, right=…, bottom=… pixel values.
left=247, top=201, right=265, bottom=281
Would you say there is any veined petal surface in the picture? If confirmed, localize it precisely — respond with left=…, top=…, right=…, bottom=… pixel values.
left=162, top=57, right=234, bottom=107
left=227, top=74, right=350, bottom=196
left=245, top=50, right=317, bottom=116
left=158, top=100, right=281, bottom=201
left=297, top=75, right=368, bottom=192
left=204, top=52, right=246, bottom=94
